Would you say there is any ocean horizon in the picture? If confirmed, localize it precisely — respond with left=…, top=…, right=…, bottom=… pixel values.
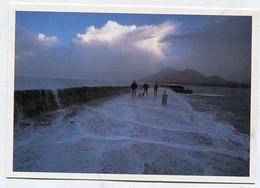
left=14, top=76, right=133, bottom=91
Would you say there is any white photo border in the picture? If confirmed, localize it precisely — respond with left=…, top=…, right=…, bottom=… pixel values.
left=6, top=3, right=258, bottom=183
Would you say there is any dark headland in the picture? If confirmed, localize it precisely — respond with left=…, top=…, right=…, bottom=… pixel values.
left=141, top=67, right=250, bottom=88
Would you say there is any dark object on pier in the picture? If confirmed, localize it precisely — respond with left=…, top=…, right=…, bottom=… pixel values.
left=161, top=84, right=193, bottom=94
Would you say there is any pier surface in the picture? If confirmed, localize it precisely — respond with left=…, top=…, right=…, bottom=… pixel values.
left=14, top=88, right=249, bottom=176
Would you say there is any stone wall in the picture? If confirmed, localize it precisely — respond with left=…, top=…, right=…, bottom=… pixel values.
left=14, top=86, right=130, bottom=121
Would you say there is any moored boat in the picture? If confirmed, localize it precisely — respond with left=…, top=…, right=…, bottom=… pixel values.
left=161, top=84, right=193, bottom=94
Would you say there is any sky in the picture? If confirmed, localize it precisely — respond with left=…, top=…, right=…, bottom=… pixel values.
left=15, top=11, right=252, bottom=83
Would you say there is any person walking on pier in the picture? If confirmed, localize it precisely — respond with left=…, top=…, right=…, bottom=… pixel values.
left=131, top=80, right=138, bottom=97
left=141, top=83, right=150, bottom=96
left=154, top=82, right=159, bottom=96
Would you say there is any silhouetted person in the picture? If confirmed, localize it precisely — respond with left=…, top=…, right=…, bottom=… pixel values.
left=154, top=82, right=159, bottom=96
left=130, top=80, right=138, bottom=97
left=141, top=83, right=149, bottom=96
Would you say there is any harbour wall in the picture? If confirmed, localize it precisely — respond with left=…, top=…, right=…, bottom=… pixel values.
left=14, top=86, right=130, bottom=121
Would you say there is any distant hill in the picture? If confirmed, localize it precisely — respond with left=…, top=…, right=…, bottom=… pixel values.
left=204, top=76, right=228, bottom=85
left=141, top=67, right=250, bottom=88
left=143, top=68, right=205, bottom=84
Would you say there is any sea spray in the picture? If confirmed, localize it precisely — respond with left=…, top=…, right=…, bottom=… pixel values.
left=13, top=88, right=250, bottom=176
left=169, top=91, right=199, bottom=126
left=52, top=89, right=62, bottom=108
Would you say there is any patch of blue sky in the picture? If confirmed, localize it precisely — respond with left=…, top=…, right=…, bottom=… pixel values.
left=16, top=11, right=203, bottom=48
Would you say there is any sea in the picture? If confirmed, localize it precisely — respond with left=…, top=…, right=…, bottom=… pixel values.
left=14, top=76, right=131, bottom=90
left=13, top=76, right=251, bottom=176
left=183, top=85, right=251, bottom=136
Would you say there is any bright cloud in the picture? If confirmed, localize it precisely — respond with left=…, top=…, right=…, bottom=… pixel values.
left=15, top=25, right=58, bottom=59
left=16, top=21, right=179, bottom=80
left=75, top=20, right=137, bottom=43
left=37, top=33, right=57, bottom=47
left=74, top=20, right=177, bottom=58
left=16, top=21, right=176, bottom=66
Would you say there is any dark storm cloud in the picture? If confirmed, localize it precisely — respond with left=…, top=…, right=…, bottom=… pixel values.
left=163, top=16, right=252, bottom=83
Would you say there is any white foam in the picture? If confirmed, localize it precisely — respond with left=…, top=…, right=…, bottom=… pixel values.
left=13, top=88, right=250, bottom=175
left=192, top=93, right=224, bottom=97
left=52, top=89, right=62, bottom=108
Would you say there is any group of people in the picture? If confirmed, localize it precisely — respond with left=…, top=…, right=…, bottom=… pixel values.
left=130, top=80, right=159, bottom=97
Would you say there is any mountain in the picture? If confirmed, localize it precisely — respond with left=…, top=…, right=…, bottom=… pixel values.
left=204, top=76, right=228, bottom=85
left=143, top=68, right=206, bottom=84
left=141, top=67, right=249, bottom=87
